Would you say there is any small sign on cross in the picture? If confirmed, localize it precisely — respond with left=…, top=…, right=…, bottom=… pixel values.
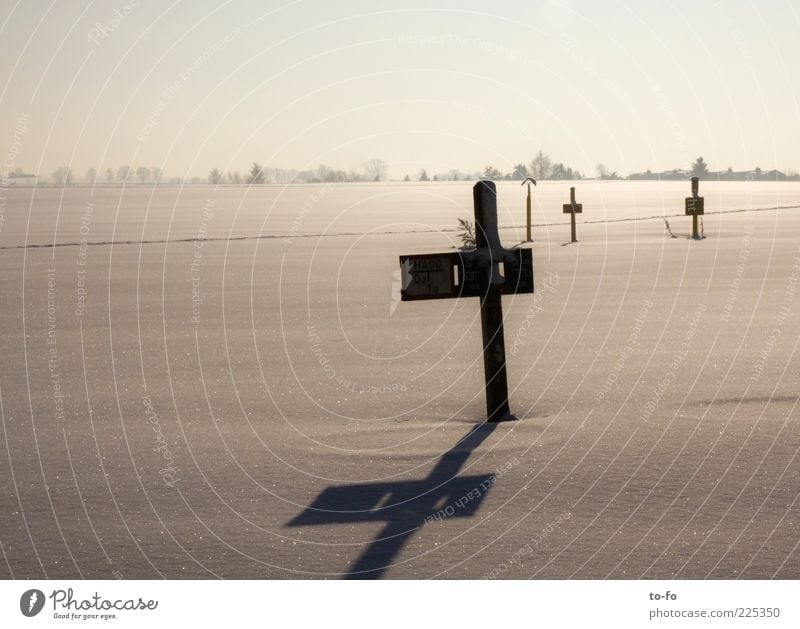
left=398, top=181, right=534, bottom=422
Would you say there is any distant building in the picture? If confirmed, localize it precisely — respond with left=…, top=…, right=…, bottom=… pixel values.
left=629, top=168, right=799, bottom=182
left=628, top=169, right=691, bottom=181
left=3, top=171, right=38, bottom=185
left=709, top=168, right=795, bottom=181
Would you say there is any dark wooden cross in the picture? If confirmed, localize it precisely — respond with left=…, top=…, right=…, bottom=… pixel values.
left=398, top=180, right=534, bottom=423
left=685, top=176, right=704, bottom=239
left=562, top=185, right=583, bottom=243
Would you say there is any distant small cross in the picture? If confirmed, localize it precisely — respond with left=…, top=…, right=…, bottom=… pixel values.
left=562, top=186, right=583, bottom=243
left=685, top=176, right=704, bottom=239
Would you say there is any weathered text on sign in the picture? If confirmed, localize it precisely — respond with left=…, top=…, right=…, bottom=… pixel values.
left=398, top=253, right=454, bottom=300
left=685, top=197, right=704, bottom=215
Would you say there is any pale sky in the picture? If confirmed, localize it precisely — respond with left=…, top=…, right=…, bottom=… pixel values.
left=1, top=0, right=799, bottom=179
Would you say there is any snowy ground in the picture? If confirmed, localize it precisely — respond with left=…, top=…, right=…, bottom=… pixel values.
left=1, top=181, right=800, bottom=578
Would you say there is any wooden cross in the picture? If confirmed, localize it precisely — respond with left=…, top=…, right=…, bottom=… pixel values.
left=398, top=181, right=534, bottom=422
left=288, top=423, right=498, bottom=579
left=685, top=176, right=704, bottom=239
left=522, top=177, right=537, bottom=242
left=562, top=186, right=583, bottom=243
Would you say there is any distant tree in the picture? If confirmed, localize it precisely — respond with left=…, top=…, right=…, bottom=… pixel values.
left=105, top=168, right=114, bottom=183
left=529, top=150, right=553, bottom=179
left=596, top=162, right=621, bottom=180
left=403, top=174, right=411, bottom=181
left=150, top=166, right=163, bottom=183
left=432, top=175, right=439, bottom=181
left=227, top=171, right=242, bottom=184
left=208, top=168, right=224, bottom=185
left=86, top=168, right=97, bottom=183
left=246, top=162, right=266, bottom=184
left=117, top=165, right=132, bottom=182
left=511, top=163, right=529, bottom=180
left=419, top=169, right=429, bottom=181
left=135, top=166, right=150, bottom=183
left=483, top=165, right=503, bottom=179
left=52, top=167, right=73, bottom=185
left=691, top=156, right=709, bottom=177
left=551, top=163, right=567, bottom=180
left=363, top=158, right=387, bottom=182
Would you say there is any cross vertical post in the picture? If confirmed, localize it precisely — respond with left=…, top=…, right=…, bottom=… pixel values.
left=562, top=186, right=582, bottom=243
left=570, top=187, right=577, bottom=243
left=691, top=176, right=699, bottom=240
left=473, top=181, right=515, bottom=422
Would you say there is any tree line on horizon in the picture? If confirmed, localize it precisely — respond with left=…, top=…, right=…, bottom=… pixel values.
left=8, top=154, right=798, bottom=185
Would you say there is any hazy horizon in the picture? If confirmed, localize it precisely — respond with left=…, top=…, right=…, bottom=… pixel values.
left=2, top=0, right=799, bottom=180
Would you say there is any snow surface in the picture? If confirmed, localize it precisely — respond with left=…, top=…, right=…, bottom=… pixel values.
left=1, top=181, right=800, bottom=578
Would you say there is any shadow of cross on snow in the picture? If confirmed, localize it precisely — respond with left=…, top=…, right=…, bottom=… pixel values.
left=288, top=423, right=499, bottom=579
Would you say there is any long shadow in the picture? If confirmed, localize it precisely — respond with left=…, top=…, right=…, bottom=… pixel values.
left=288, top=422, right=499, bottom=579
